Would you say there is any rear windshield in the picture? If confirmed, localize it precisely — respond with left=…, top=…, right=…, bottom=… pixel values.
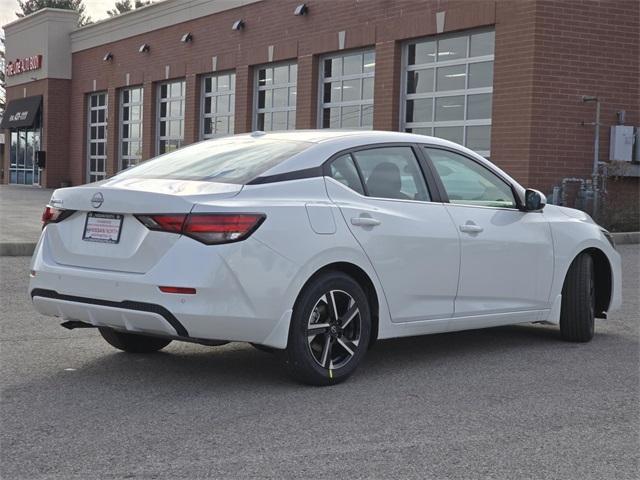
left=114, top=137, right=311, bottom=184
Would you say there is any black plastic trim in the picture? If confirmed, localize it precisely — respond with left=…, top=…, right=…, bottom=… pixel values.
left=30, top=288, right=189, bottom=337
left=248, top=166, right=324, bottom=185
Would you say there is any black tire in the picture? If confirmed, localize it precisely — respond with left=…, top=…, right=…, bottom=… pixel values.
left=284, top=271, right=371, bottom=386
left=560, top=252, right=595, bottom=342
left=99, top=328, right=172, bottom=353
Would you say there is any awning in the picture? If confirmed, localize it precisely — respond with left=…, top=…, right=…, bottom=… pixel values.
left=0, top=95, right=42, bottom=129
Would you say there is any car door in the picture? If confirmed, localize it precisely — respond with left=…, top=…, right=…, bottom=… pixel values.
left=422, top=146, right=554, bottom=321
left=324, top=145, right=460, bottom=323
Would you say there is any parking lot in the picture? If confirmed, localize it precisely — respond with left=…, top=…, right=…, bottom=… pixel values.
left=0, top=245, right=638, bottom=479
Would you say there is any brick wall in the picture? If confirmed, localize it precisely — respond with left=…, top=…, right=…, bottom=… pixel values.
left=3, top=0, right=639, bottom=230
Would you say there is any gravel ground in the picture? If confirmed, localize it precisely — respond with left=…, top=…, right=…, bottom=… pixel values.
left=1, top=245, right=638, bottom=479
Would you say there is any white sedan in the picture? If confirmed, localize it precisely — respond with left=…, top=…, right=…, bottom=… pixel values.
left=29, top=131, right=622, bottom=385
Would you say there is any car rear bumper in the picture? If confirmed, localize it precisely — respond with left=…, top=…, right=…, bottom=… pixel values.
left=29, top=233, right=299, bottom=348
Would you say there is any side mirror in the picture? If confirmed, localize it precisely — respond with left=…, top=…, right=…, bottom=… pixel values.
left=525, top=189, right=546, bottom=211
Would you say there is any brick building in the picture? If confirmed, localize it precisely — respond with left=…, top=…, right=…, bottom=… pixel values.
left=2, top=0, right=638, bottom=228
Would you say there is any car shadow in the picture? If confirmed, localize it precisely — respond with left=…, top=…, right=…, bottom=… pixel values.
left=4, top=321, right=626, bottom=401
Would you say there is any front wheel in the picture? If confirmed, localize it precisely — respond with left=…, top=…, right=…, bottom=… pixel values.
left=560, top=252, right=595, bottom=342
left=99, top=328, right=172, bottom=353
left=284, top=272, right=371, bottom=386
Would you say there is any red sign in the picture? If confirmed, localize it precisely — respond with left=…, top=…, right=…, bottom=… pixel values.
left=6, top=55, right=43, bottom=77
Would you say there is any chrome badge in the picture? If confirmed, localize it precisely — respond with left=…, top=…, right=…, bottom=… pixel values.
left=91, top=192, right=104, bottom=209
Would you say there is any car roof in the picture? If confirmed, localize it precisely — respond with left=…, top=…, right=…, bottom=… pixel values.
left=235, top=129, right=457, bottom=146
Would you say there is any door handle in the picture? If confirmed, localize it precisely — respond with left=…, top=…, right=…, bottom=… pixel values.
left=351, top=216, right=381, bottom=227
left=459, top=223, right=483, bottom=234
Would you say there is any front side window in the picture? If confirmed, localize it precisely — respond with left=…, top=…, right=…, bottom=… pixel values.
left=120, top=86, right=143, bottom=170
left=424, top=147, right=515, bottom=208
left=116, top=138, right=311, bottom=184
left=87, top=92, right=108, bottom=182
left=255, top=62, right=297, bottom=131
left=158, top=80, right=185, bottom=154
left=351, top=147, right=430, bottom=201
left=402, top=30, right=494, bottom=156
left=202, top=72, right=235, bottom=139
left=320, top=50, right=375, bottom=129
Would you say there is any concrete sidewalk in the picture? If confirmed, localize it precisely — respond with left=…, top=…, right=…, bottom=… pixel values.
left=0, top=185, right=52, bottom=256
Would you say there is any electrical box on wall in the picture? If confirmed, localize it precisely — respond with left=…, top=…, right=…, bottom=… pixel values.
left=609, top=125, right=634, bottom=162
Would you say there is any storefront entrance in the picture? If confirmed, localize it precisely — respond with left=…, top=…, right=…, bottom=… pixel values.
left=9, top=128, right=41, bottom=185
left=1, top=95, right=44, bottom=186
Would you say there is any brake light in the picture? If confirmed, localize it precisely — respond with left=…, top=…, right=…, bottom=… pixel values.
left=41, top=206, right=75, bottom=227
left=135, top=213, right=265, bottom=245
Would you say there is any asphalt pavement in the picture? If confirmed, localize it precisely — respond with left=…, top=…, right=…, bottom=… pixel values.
left=1, top=246, right=638, bottom=479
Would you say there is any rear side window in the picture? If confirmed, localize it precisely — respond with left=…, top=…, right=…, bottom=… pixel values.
left=424, top=147, right=516, bottom=208
left=329, top=154, right=365, bottom=195
left=115, top=138, right=311, bottom=184
left=352, top=147, right=430, bottom=201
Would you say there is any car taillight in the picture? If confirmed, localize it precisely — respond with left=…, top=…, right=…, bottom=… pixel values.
left=135, top=213, right=265, bottom=245
left=41, top=206, right=75, bottom=227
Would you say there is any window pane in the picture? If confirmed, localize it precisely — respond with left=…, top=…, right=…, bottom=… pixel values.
left=341, top=106, right=360, bottom=128
left=272, top=87, right=288, bottom=108
left=289, top=63, right=297, bottom=83
left=468, top=61, right=493, bottom=88
left=342, top=79, right=361, bottom=102
left=363, top=52, right=375, bottom=72
left=343, top=53, right=362, bottom=75
left=217, top=74, right=229, bottom=90
left=425, top=148, right=514, bottom=207
left=272, top=111, right=287, bottom=130
left=361, top=105, right=373, bottom=128
left=329, top=154, right=364, bottom=194
left=408, top=41, right=435, bottom=65
left=405, top=98, right=433, bottom=123
left=470, top=31, right=495, bottom=57
left=405, top=127, right=432, bottom=136
left=466, top=125, right=491, bottom=152
left=323, top=107, right=340, bottom=128
left=434, top=126, right=463, bottom=145
left=353, top=147, right=430, bottom=201
left=273, top=65, right=289, bottom=84
left=467, top=93, right=492, bottom=120
left=437, top=36, right=467, bottom=61
left=407, top=69, right=434, bottom=94
left=435, top=96, right=465, bottom=121
left=324, top=57, right=341, bottom=78
left=436, top=65, right=466, bottom=91
left=362, top=77, right=374, bottom=100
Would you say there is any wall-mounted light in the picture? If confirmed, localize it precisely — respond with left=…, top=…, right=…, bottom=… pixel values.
left=232, top=19, right=245, bottom=31
left=294, top=3, right=308, bottom=16
left=139, top=43, right=150, bottom=53
left=103, top=52, right=113, bottom=62
left=181, top=32, right=193, bottom=43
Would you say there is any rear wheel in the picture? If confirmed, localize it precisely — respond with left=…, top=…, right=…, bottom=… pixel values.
left=284, top=272, right=371, bottom=386
left=99, top=328, right=172, bottom=353
left=560, top=252, right=595, bottom=342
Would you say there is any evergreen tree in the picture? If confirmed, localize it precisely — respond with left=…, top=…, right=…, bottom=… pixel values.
left=107, top=0, right=152, bottom=17
left=16, top=0, right=91, bottom=26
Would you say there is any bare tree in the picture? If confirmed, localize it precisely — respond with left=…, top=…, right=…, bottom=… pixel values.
left=17, top=0, right=91, bottom=26
left=107, top=0, right=153, bottom=17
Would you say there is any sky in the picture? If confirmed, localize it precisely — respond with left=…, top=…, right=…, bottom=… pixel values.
left=1, top=0, right=116, bottom=30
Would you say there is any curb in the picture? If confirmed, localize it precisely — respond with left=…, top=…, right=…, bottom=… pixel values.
left=611, top=232, right=640, bottom=245
left=0, top=243, right=38, bottom=257
left=1, top=233, right=638, bottom=257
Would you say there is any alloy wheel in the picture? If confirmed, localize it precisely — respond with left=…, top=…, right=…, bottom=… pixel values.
left=306, top=290, right=362, bottom=370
